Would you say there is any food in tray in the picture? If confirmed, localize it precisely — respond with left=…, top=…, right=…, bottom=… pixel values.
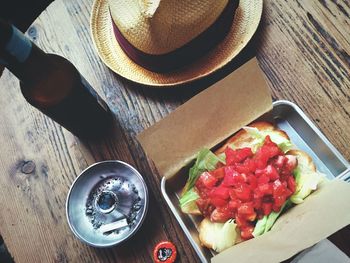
left=179, top=122, right=325, bottom=252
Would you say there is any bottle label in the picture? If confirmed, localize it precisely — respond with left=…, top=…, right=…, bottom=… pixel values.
left=6, top=26, right=32, bottom=63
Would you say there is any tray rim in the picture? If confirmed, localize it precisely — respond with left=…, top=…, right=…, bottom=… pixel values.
left=273, top=100, right=349, bottom=168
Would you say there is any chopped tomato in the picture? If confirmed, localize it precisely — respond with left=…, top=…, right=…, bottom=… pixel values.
left=240, top=226, right=254, bottom=240
left=210, top=207, right=232, bottom=223
left=193, top=135, right=297, bottom=240
left=196, top=198, right=214, bottom=218
left=247, top=173, right=258, bottom=188
left=273, top=155, right=286, bottom=169
left=258, top=183, right=273, bottom=195
left=262, top=202, right=272, bottom=215
left=228, top=199, right=242, bottom=209
left=237, top=202, right=254, bottom=215
left=257, top=173, right=270, bottom=184
left=225, top=147, right=253, bottom=165
left=253, top=188, right=263, bottom=199
left=209, top=186, right=230, bottom=200
left=210, top=167, right=226, bottom=179
left=243, top=158, right=257, bottom=173
left=287, top=176, right=296, bottom=193
left=233, top=184, right=252, bottom=201
left=210, top=197, right=227, bottom=207
left=272, top=204, right=283, bottom=213
left=196, top=172, right=218, bottom=189
left=222, top=167, right=245, bottom=186
left=284, top=155, right=298, bottom=173
left=253, top=198, right=262, bottom=210
left=254, top=136, right=282, bottom=168
left=245, top=211, right=257, bottom=221
left=235, top=215, right=248, bottom=228
left=274, top=195, right=286, bottom=208
left=256, top=164, right=279, bottom=180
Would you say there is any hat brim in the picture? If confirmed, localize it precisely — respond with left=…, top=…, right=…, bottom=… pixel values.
left=90, top=0, right=263, bottom=87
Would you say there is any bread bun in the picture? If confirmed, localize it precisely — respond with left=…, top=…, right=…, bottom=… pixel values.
left=215, top=122, right=289, bottom=155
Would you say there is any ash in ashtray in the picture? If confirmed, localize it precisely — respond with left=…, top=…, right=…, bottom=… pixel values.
left=85, top=176, right=143, bottom=234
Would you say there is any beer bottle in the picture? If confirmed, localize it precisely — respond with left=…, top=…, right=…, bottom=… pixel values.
left=0, top=19, right=113, bottom=138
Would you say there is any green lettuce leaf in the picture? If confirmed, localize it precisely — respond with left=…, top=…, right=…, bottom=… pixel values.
left=264, top=200, right=292, bottom=233
left=179, top=188, right=200, bottom=213
left=180, top=149, right=225, bottom=212
left=252, top=215, right=267, bottom=237
left=181, top=149, right=224, bottom=195
left=290, top=169, right=324, bottom=204
left=278, top=140, right=293, bottom=153
left=213, top=219, right=237, bottom=252
left=253, top=200, right=292, bottom=237
left=199, top=218, right=237, bottom=253
left=242, top=127, right=265, bottom=152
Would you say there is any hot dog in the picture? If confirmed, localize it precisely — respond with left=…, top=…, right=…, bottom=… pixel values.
left=179, top=122, right=324, bottom=252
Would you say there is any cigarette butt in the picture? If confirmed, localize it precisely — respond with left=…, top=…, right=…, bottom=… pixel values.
left=100, top=218, right=128, bottom=233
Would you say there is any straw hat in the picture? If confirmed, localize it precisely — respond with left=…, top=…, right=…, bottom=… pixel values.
left=90, top=0, right=263, bottom=87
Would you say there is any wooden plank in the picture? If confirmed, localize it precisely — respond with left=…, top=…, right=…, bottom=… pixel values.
left=257, top=0, right=350, bottom=161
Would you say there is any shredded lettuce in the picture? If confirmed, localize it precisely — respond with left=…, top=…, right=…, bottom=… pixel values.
left=290, top=169, right=324, bottom=204
left=179, top=188, right=200, bottom=213
left=180, top=149, right=225, bottom=211
left=278, top=141, right=293, bottom=153
left=199, top=219, right=237, bottom=253
left=213, top=219, right=237, bottom=252
left=242, top=127, right=265, bottom=152
left=181, top=149, right=224, bottom=195
left=253, top=200, right=292, bottom=237
left=252, top=215, right=267, bottom=237
left=264, top=200, right=292, bottom=233
left=243, top=126, right=293, bottom=153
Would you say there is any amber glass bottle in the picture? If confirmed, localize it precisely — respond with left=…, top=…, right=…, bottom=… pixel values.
left=0, top=20, right=112, bottom=138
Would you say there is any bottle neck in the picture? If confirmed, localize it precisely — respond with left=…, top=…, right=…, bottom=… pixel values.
left=0, top=21, right=52, bottom=84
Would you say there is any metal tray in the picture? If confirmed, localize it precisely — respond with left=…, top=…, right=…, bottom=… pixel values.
left=161, top=100, right=350, bottom=262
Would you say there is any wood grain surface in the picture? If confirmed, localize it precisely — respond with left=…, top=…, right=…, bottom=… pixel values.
left=0, top=0, right=349, bottom=262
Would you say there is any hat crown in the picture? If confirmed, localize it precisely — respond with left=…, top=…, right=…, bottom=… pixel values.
left=139, top=0, right=161, bottom=18
left=109, top=0, right=229, bottom=55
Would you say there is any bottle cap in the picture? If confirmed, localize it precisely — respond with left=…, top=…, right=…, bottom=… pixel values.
left=153, top=241, right=177, bottom=263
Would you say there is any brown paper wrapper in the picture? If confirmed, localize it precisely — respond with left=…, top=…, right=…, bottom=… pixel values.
left=138, top=58, right=272, bottom=179
left=137, top=58, right=350, bottom=262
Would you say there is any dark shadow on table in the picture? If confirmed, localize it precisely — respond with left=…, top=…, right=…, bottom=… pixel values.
left=0, top=236, right=14, bottom=263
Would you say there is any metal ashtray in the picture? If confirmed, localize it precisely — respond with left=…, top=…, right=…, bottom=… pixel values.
left=66, top=160, right=148, bottom=247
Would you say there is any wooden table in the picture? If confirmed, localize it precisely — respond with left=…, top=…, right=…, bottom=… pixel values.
left=0, top=0, right=349, bottom=262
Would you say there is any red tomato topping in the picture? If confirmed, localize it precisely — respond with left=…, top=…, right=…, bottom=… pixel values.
left=210, top=197, right=227, bottom=207
left=225, top=147, right=253, bottom=165
left=196, top=172, right=218, bottom=189
left=209, top=186, right=230, bottom=201
left=237, top=202, right=255, bottom=215
left=222, top=167, right=244, bottom=186
left=240, top=225, right=254, bottom=240
left=233, top=184, right=252, bottom=201
left=210, top=167, right=226, bottom=179
left=210, top=207, right=232, bottom=222
left=194, top=136, right=297, bottom=240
